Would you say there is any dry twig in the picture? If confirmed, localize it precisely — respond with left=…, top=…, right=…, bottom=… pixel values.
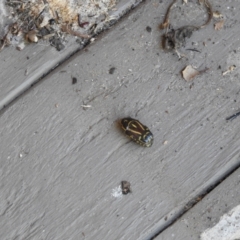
left=160, top=0, right=213, bottom=58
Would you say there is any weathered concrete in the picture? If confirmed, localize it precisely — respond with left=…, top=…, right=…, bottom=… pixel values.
left=0, top=0, right=240, bottom=239
left=157, top=168, right=240, bottom=240
left=0, top=0, right=143, bottom=111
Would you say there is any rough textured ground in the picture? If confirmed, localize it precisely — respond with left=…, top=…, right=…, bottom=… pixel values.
left=0, top=0, right=240, bottom=239
left=157, top=168, right=240, bottom=240
left=0, top=0, right=142, bottom=110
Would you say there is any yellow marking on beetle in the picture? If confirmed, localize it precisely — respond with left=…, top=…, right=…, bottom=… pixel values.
left=130, top=121, right=145, bottom=130
left=127, top=129, right=142, bottom=135
left=131, top=123, right=138, bottom=128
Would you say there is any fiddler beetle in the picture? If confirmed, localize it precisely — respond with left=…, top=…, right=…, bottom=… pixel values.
left=121, top=117, right=153, bottom=147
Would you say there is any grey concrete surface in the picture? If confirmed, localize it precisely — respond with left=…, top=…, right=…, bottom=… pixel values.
left=0, top=0, right=142, bottom=111
left=0, top=0, right=240, bottom=239
left=0, top=38, right=80, bottom=110
left=156, top=168, right=240, bottom=240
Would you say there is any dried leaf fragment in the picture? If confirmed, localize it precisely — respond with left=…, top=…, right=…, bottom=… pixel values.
left=213, top=11, right=223, bottom=19
left=26, top=30, right=38, bottom=42
left=182, top=65, right=200, bottom=81
left=214, top=20, right=224, bottom=30
left=222, top=65, right=236, bottom=76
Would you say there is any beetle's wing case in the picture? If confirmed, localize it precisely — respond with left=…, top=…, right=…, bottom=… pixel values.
left=121, top=117, right=133, bottom=130
left=128, top=119, right=146, bottom=133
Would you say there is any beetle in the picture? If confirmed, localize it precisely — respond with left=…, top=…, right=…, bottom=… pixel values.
left=121, top=117, right=153, bottom=147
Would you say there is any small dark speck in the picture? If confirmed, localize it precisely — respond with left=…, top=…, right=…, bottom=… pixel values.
left=72, top=77, right=77, bottom=84
left=146, top=26, right=152, bottom=32
left=26, top=56, right=29, bottom=60
left=49, top=19, right=55, bottom=25
left=220, top=147, right=223, bottom=150
left=234, top=99, right=237, bottom=102
left=132, top=48, right=135, bottom=51
left=218, top=65, right=221, bottom=69
left=109, top=67, right=116, bottom=74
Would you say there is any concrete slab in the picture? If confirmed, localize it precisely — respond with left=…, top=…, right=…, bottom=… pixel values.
left=156, top=168, right=240, bottom=240
left=0, top=0, right=240, bottom=239
left=0, top=0, right=142, bottom=111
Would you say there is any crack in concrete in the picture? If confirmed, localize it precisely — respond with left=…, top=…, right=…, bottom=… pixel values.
left=147, top=155, right=240, bottom=240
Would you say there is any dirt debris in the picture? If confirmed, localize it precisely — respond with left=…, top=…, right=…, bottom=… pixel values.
left=213, top=11, right=223, bottom=19
left=109, top=67, right=116, bottom=74
left=1, top=0, right=119, bottom=51
left=222, top=65, right=236, bottom=76
left=159, top=0, right=213, bottom=58
left=121, top=181, right=131, bottom=195
left=72, top=77, right=77, bottom=85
